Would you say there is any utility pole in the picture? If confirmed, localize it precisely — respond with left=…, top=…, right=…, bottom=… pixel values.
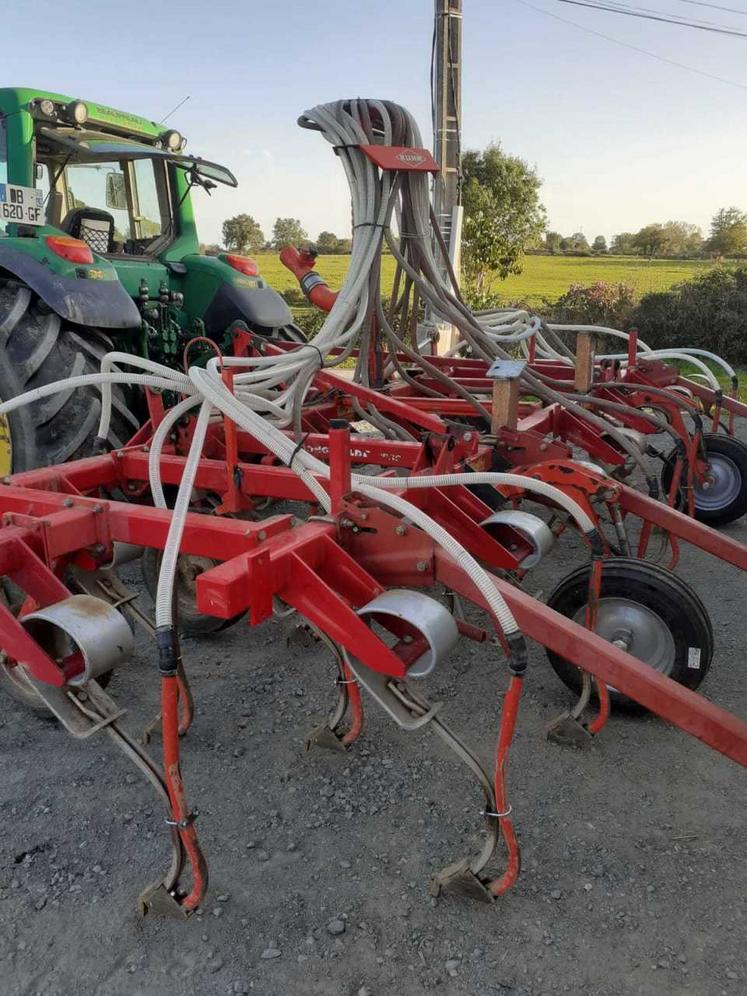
left=431, top=0, right=463, bottom=352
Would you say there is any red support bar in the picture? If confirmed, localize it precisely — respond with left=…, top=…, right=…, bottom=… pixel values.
left=433, top=551, right=747, bottom=767
left=328, top=421, right=352, bottom=514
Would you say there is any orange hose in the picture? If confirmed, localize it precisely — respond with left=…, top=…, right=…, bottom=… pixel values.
left=488, top=674, right=523, bottom=897
left=161, top=675, right=208, bottom=910
left=341, top=661, right=365, bottom=746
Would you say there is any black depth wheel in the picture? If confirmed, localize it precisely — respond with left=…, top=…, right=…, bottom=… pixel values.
left=141, top=548, right=243, bottom=637
left=661, top=433, right=747, bottom=527
left=0, top=280, right=139, bottom=472
left=545, top=558, right=713, bottom=709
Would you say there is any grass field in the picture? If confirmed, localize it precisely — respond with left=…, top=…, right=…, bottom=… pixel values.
left=254, top=252, right=714, bottom=305
left=494, top=256, right=712, bottom=305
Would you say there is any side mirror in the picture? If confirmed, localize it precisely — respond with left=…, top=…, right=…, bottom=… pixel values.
left=105, top=171, right=127, bottom=211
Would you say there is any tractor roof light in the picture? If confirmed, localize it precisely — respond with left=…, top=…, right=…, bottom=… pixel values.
left=162, top=129, right=184, bottom=152
left=222, top=254, right=259, bottom=277
left=38, top=99, right=56, bottom=118
left=45, top=235, right=94, bottom=265
left=65, top=100, right=89, bottom=126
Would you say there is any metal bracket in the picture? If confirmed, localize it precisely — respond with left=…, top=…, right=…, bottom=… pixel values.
left=28, top=678, right=126, bottom=739
left=346, top=657, right=443, bottom=730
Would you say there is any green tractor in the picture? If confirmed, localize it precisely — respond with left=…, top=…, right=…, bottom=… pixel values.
left=0, top=87, right=302, bottom=474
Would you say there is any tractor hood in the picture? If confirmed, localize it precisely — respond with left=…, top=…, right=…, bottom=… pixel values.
left=38, top=127, right=238, bottom=188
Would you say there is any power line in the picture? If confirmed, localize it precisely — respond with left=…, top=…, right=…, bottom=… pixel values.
left=514, top=0, right=747, bottom=89
left=554, top=0, right=747, bottom=36
left=676, top=0, right=747, bottom=16
left=607, top=0, right=745, bottom=30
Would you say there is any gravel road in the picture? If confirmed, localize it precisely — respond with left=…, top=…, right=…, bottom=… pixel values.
left=1, top=476, right=745, bottom=996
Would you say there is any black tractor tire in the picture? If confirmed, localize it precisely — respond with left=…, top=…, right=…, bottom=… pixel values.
left=661, top=433, right=747, bottom=528
left=545, top=558, right=713, bottom=710
left=0, top=280, right=139, bottom=472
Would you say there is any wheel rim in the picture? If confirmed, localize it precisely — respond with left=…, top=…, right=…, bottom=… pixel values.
left=1, top=657, right=42, bottom=704
left=694, top=453, right=742, bottom=511
left=572, top=597, right=676, bottom=677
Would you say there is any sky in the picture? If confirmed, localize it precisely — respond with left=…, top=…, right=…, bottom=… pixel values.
left=4, top=0, right=747, bottom=245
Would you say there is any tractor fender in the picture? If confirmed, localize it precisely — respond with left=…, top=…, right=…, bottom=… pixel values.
left=0, top=246, right=141, bottom=329
left=202, top=281, right=294, bottom=338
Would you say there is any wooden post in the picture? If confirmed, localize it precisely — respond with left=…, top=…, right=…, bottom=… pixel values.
left=575, top=331, right=595, bottom=394
left=486, top=359, right=526, bottom=434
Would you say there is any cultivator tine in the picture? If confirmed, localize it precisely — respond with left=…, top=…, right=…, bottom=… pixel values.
left=346, top=659, right=523, bottom=902
left=300, top=622, right=365, bottom=751
left=547, top=559, right=609, bottom=745
left=546, top=667, right=596, bottom=747
left=26, top=674, right=193, bottom=917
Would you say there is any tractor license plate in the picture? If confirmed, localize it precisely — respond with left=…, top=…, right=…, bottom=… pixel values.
left=0, top=183, right=44, bottom=226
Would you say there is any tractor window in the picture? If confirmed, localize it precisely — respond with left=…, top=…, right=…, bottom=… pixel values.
left=131, top=159, right=164, bottom=241
left=58, top=156, right=169, bottom=255
left=64, top=161, right=132, bottom=246
left=0, top=118, right=7, bottom=235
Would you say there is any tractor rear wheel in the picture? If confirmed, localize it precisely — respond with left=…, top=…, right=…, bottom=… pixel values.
left=0, top=280, right=139, bottom=473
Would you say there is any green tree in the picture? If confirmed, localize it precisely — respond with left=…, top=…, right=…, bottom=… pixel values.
left=610, top=232, right=636, bottom=255
left=632, top=223, right=667, bottom=259
left=316, top=231, right=340, bottom=253
left=560, top=232, right=589, bottom=253
left=461, top=143, right=546, bottom=291
left=221, top=214, right=264, bottom=254
left=272, top=217, right=308, bottom=249
left=544, top=231, right=563, bottom=253
left=592, top=235, right=607, bottom=253
left=659, top=220, right=702, bottom=258
left=706, top=207, right=747, bottom=257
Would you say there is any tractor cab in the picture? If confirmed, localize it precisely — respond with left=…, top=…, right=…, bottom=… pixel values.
left=0, top=88, right=301, bottom=475
left=33, top=124, right=237, bottom=259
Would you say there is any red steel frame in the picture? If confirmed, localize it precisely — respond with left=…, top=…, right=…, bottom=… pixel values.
left=3, top=436, right=745, bottom=751
left=1, top=420, right=746, bottom=915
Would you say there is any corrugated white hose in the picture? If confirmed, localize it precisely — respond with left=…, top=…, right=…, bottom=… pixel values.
left=154, top=399, right=213, bottom=629
left=604, top=347, right=735, bottom=383
left=96, top=353, right=192, bottom=440
left=189, top=365, right=333, bottom=511
left=191, top=364, right=528, bottom=646
left=148, top=394, right=203, bottom=508
left=358, top=471, right=596, bottom=535
left=354, top=480, right=521, bottom=639
left=0, top=372, right=190, bottom=419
